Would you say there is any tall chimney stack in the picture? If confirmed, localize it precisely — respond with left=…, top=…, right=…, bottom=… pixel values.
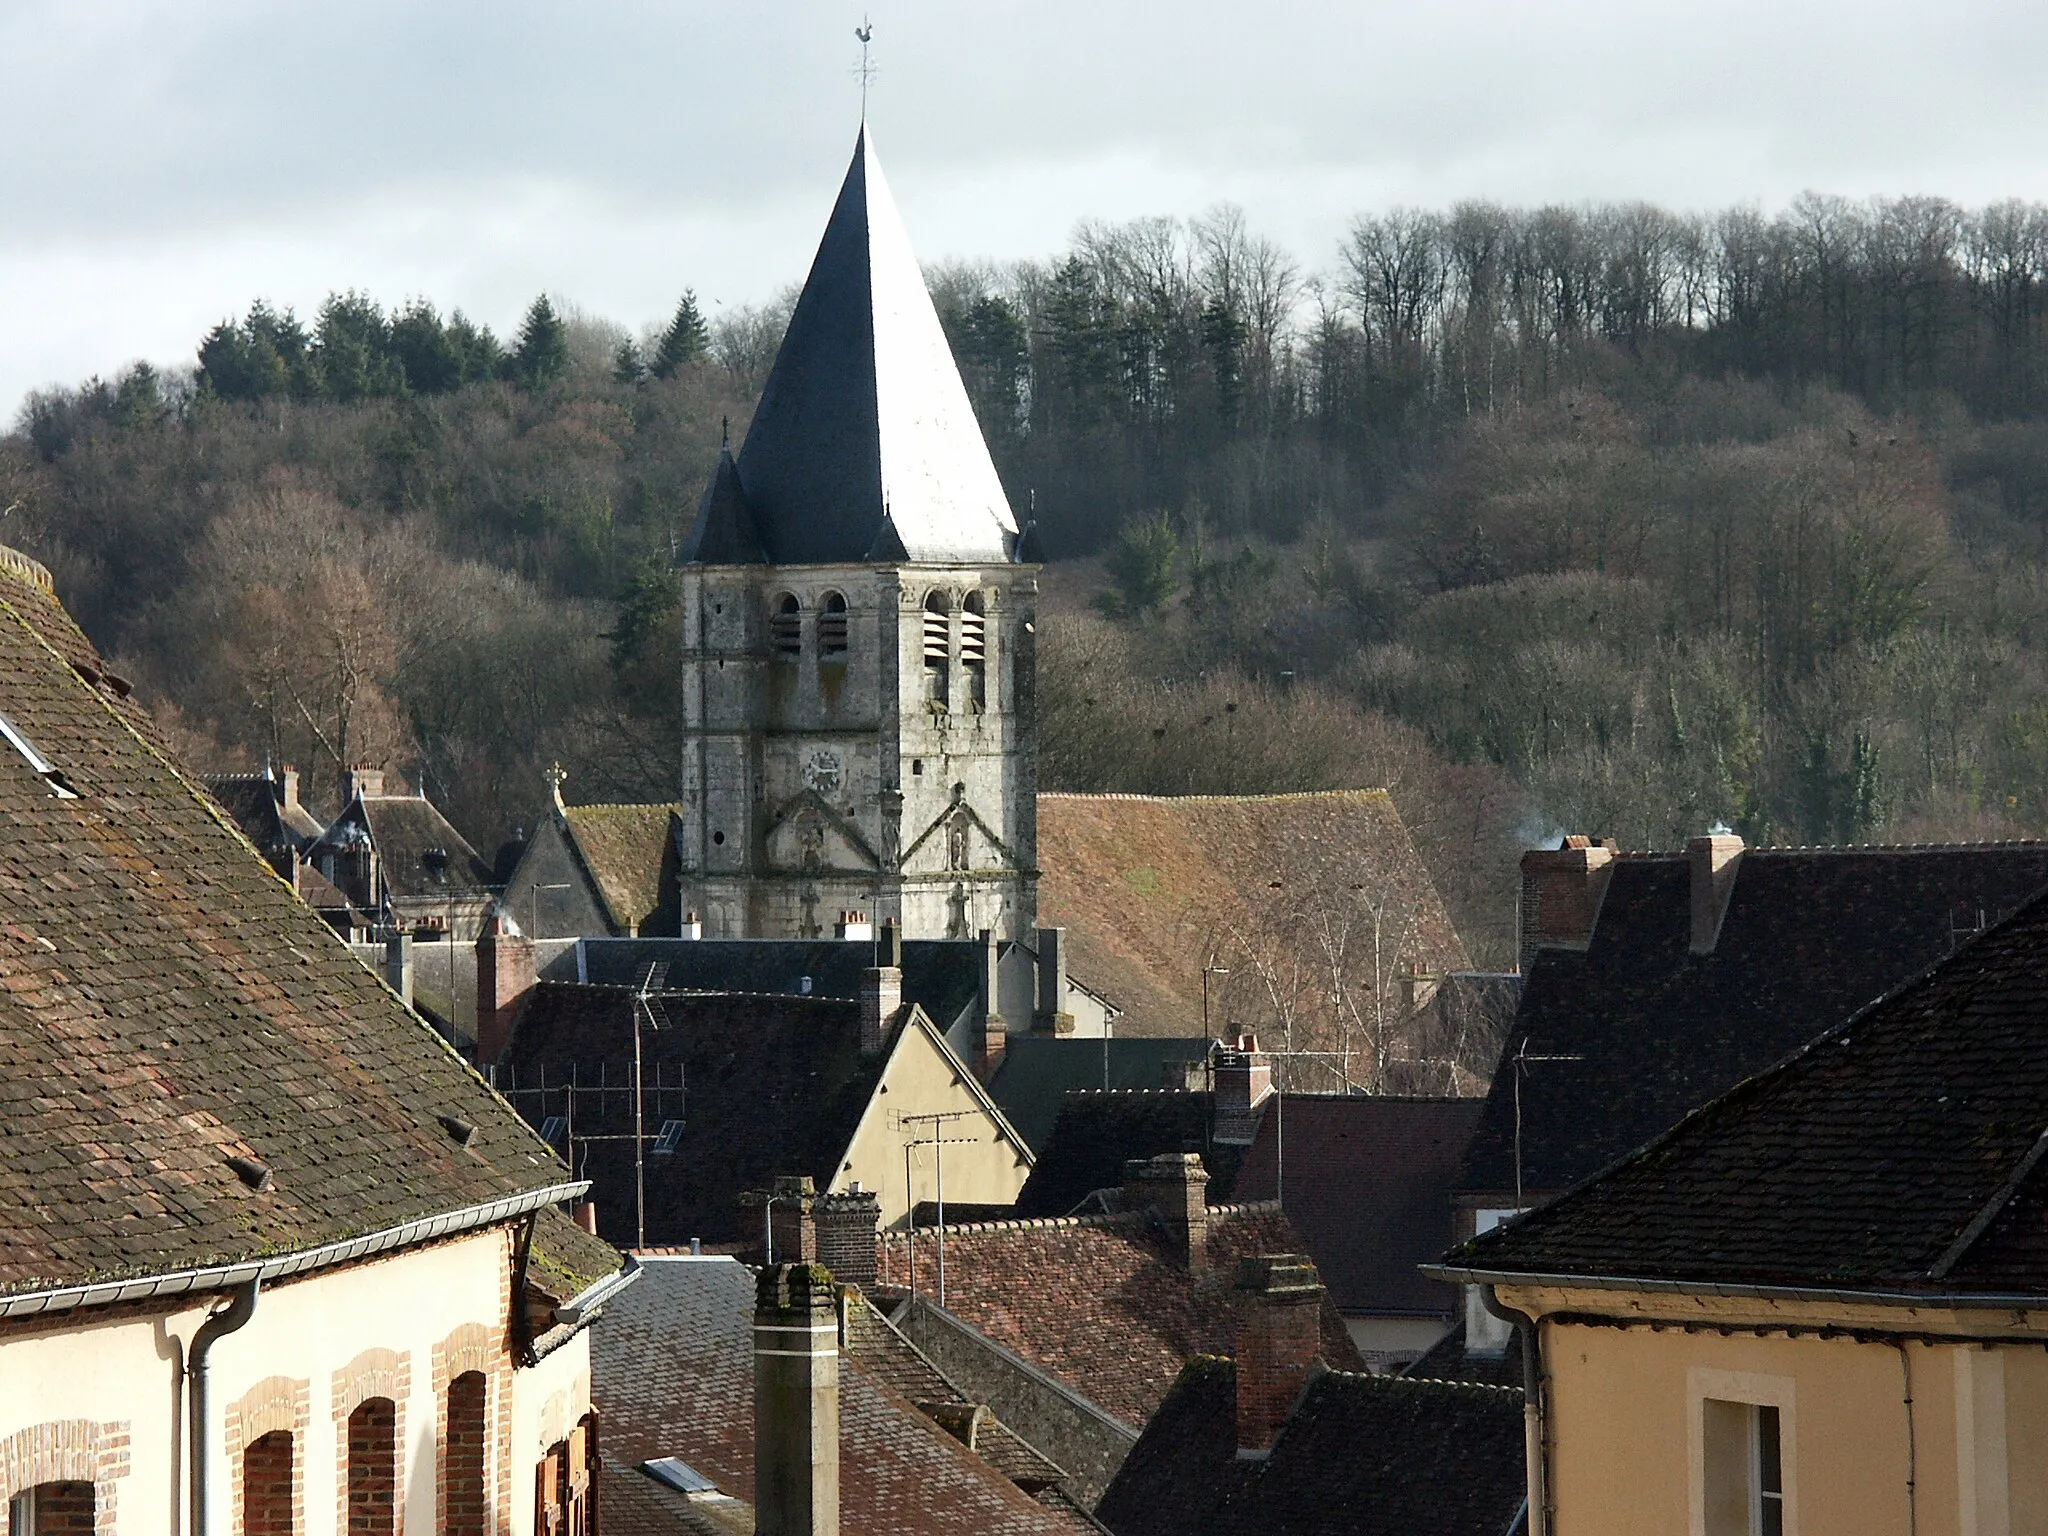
left=1211, top=1034, right=1273, bottom=1146
left=475, top=914, right=537, bottom=1066
left=753, top=1263, right=840, bottom=1536
left=344, top=766, right=385, bottom=803
left=859, top=965, right=903, bottom=1056
left=1124, top=1153, right=1210, bottom=1270
left=1688, top=832, right=1745, bottom=955
left=1517, top=836, right=1618, bottom=972
left=384, top=932, right=414, bottom=1009
left=1033, top=926, right=1073, bottom=1035
left=1234, top=1254, right=1325, bottom=1456
left=975, top=929, right=1006, bottom=1080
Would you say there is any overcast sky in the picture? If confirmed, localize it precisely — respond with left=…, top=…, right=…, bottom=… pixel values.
left=6, top=0, right=2048, bottom=419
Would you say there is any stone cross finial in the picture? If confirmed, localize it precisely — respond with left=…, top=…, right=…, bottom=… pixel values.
left=544, top=762, right=568, bottom=811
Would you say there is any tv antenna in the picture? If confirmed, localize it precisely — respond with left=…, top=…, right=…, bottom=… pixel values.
left=1511, top=1037, right=1581, bottom=1211
left=630, top=961, right=672, bottom=1247
left=853, top=18, right=877, bottom=117
left=898, top=1109, right=977, bottom=1305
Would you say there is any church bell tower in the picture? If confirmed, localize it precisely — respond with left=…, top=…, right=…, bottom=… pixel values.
left=674, top=127, right=1040, bottom=940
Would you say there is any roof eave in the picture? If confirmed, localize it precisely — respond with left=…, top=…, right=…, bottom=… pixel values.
left=1421, top=1263, right=2048, bottom=1314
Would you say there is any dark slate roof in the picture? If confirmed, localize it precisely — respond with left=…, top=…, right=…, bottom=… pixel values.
left=1459, top=844, right=2048, bottom=1201
left=1232, top=1096, right=1484, bottom=1318
left=502, top=982, right=888, bottom=1247
left=0, top=557, right=571, bottom=1298
left=573, top=937, right=983, bottom=1030
left=312, top=793, right=496, bottom=901
left=1096, top=1359, right=1526, bottom=1536
left=594, top=1256, right=1094, bottom=1536
left=1402, top=1322, right=1525, bottom=1389
left=204, top=770, right=324, bottom=850
left=1448, top=885, right=2048, bottom=1296
left=683, top=128, right=1018, bottom=567
left=985, top=1037, right=1216, bottom=1154
left=1013, top=1091, right=1252, bottom=1217
left=879, top=1207, right=1364, bottom=1427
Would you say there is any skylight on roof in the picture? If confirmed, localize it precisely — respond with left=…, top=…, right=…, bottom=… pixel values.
left=0, top=712, right=76, bottom=798
left=641, top=1459, right=730, bottom=1500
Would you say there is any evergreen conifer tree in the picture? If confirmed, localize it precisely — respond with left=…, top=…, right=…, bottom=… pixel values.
left=650, top=291, right=710, bottom=379
left=613, top=339, right=647, bottom=385
left=511, top=295, right=569, bottom=388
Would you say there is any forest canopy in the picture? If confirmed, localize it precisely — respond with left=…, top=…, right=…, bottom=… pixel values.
left=7, top=190, right=2048, bottom=964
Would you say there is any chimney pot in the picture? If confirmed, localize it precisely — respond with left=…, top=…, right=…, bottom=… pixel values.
left=573, top=1201, right=598, bottom=1235
left=1688, top=832, right=1745, bottom=955
left=1234, top=1253, right=1325, bottom=1455
left=753, top=1263, right=840, bottom=1536
left=680, top=908, right=703, bottom=940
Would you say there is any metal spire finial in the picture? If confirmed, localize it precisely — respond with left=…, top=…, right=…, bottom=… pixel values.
left=853, top=18, right=876, bottom=119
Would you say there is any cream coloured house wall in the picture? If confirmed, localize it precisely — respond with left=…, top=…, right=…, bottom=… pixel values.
left=834, top=1018, right=1032, bottom=1229
left=0, top=1226, right=594, bottom=1536
left=1496, top=1282, right=2048, bottom=1536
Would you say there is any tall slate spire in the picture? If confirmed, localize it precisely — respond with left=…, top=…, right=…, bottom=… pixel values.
left=682, top=128, right=1020, bottom=566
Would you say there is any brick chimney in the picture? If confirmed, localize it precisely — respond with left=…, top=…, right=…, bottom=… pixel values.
left=475, top=915, right=537, bottom=1066
left=277, top=766, right=301, bottom=816
left=1518, top=835, right=1619, bottom=972
left=344, top=766, right=385, bottom=802
left=753, top=1263, right=840, bottom=1536
left=859, top=965, right=903, bottom=1056
left=1688, top=832, right=1745, bottom=955
left=974, top=928, right=1006, bottom=1080
left=815, top=1186, right=880, bottom=1290
left=835, top=910, right=874, bottom=941
left=1234, top=1254, right=1325, bottom=1456
left=1211, top=1034, right=1273, bottom=1146
left=1033, top=926, right=1074, bottom=1035
left=1125, top=1153, right=1210, bottom=1270
left=737, top=1175, right=821, bottom=1267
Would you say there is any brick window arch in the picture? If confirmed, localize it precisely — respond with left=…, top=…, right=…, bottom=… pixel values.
left=442, top=1374, right=488, bottom=1536
left=344, top=1400, right=397, bottom=1536
left=242, top=1432, right=294, bottom=1536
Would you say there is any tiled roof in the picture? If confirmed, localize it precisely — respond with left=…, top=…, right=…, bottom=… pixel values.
left=878, top=1206, right=1365, bottom=1427
left=1232, top=1096, right=1484, bottom=1318
left=573, top=937, right=983, bottom=1032
left=314, top=794, right=496, bottom=901
left=1096, top=1358, right=1526, bottom=1536
left=502, top=983, right=887, bottom=1247
left=560, top=804, right=682, bottom=934
left=294, top=860, right=357, bottom=915
left=0, top=561, right=572, bottom=1299
left=526, top=1207, right=627, bottom=1308
left=1012, top=1091, right=1249, bottom=1217
left=594, top=1256, right=1092, bottom=1536
left=597, top=1454, right=751, bottom=1536
left=1459, top=844, right=2048, bottom=1201
left=1449, top=886, right=2048, bottom=1295
left=984, top=1037, right=1216, bottom=1155
left=1036, top=792, right=1469, bottom=1039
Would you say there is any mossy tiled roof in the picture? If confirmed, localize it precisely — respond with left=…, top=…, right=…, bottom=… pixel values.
left=0, top=562, right=571, bottom=1298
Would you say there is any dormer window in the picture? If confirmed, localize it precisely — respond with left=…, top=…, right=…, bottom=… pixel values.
left=770, top=594, right=802, bottom=661
left=819, top=591, right=850, bottom=659
left=922, top=593, right=951, bottom=708
left=0, top=712, right=77, bottom=798
left=961, top=592, right=987, bottom=711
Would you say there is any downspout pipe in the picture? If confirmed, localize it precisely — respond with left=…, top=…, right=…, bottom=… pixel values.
left=1482, top=1285, right=1550, bottom=1536
left=190, top=1279, right=260, bottom=1536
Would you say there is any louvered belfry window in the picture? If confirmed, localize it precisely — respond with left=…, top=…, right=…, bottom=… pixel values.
left=922, top=593, right=951, bottom=707
left=961, top=592, right=988, bottom=710
left=819, top=591, right=850, bottom=658
left=770, top=594, right=802, bottom=660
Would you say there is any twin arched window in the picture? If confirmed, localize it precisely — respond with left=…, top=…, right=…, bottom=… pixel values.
left=770, top=592, right=851, bottom=662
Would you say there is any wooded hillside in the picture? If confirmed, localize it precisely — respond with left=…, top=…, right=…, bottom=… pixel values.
left=6, top=192, right=2048, bottom=965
